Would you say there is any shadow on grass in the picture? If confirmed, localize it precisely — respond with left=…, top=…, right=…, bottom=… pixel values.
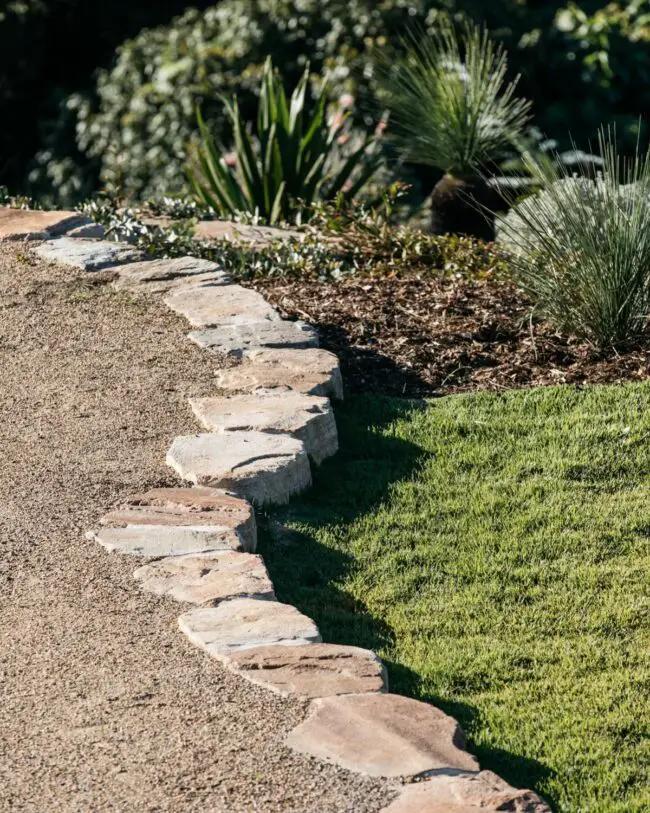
left=258, top=394, right=554, bottom=802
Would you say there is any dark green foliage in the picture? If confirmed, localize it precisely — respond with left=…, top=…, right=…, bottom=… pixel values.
left=186, top=59, right=381, bottom=223
left=0, top=0, right=217, bottom=204
left=4, top=1, right=650, bottom=205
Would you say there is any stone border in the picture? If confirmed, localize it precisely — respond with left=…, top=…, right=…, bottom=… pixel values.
left=5, top=210, right=551, bottom=812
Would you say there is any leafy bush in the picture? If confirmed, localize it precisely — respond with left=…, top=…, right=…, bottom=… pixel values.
left=498, top=129, right=650, bottom=348
left=11, top=0, right=650, bottom=205
left=186, top=59, right=381, bottom=224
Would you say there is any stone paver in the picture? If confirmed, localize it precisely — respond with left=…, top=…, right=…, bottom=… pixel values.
left=103, top=486, right=257, bottom=552
left=189, top=390, right=338, bottom=465
left=286, top=693, right=479, bottom=778
left=226, top=643, right=387, bottom=699
left=179, top=598, right=321, bottom=660
left=33, top=237, right=143, bottom=270
left=194, top=220, right=304, bottom=245
left=67, top=223, right=106, bottom=239
left=87, top=524, right=243, bottom=557
left=188, top=320, right=319, bottom=355
left=379, top=771, right=552, bottom=812
left=0, top=207, right=92, bottom=240
left=164, top=283, right=280, bottom=328
left=133, top=550, right=275, bottom=605
left=166, top=432, right=311, bottom=505
left=110, top=256, right=231, bottom=293
left=216, top=348, right=344, bottom=400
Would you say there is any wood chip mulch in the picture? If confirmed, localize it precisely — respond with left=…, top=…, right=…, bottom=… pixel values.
left=250, top=276, right=650, bottom=398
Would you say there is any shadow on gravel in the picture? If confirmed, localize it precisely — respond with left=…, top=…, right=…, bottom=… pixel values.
left=258, top=395, right=553, bottom=804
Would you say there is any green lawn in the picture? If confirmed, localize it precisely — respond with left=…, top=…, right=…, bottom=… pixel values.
left=260, top=386, right=650, bottom=812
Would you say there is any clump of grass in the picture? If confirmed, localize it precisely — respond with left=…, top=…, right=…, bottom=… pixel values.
left=375, top=20, right=531, bottom=177
left=500, top=127, right=650, bottom=349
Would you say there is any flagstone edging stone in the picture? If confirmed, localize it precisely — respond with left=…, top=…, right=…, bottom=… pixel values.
left=10, top=213, right=551, bottom=812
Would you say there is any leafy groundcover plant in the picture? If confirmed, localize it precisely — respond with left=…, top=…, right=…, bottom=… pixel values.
left=499, top=128, right=650, bottom=349
left=376, top=20, right=531, bottom=239
left=186, top=57, right=381, bottom=225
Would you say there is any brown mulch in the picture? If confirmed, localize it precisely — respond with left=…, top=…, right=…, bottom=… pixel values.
left=251, top=276, right=650, bottom=398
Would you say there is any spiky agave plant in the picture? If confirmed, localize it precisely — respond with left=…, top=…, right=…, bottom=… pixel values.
left=376, top=21, right=531, bottom=239
left=499, top=127, right=650, bottom=348
left=186, top=58, right=381, bottom=225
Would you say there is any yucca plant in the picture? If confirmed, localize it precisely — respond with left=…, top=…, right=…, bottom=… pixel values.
left=499, top=127, right=650, bottom=349
left=186, top=58, right=381, bottom=225
left=376, top=21, right=531, bottom=239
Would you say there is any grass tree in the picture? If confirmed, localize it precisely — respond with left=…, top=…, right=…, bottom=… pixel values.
left=376, top=21, right=531, bottom=240
left=499, top=127, right=650, bottom=349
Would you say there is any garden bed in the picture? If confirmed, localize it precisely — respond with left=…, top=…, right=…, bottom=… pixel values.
left=252, top=275, right=650, bottom=398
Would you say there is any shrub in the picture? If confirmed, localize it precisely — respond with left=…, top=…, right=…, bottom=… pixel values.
left=375, top=21, right=532, bottom=178
left=80, top=187, right=512, bottom=281
left=7, top=1, right=650, bottom=204
left=498, top=129, right=650, bottom=349
left=186, top=59, right=381, bottom=224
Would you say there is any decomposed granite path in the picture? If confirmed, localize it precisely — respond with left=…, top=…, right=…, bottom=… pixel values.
left=0, top=244, right=393, bottom=812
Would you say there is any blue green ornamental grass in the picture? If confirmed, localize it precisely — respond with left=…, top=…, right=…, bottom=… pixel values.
left=499, top=128, right=650, bottom=350
left=261, top=385, right=650, bottom=812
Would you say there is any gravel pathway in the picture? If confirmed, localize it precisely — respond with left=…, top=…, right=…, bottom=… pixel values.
left=0, top=245, right=392, bottom=812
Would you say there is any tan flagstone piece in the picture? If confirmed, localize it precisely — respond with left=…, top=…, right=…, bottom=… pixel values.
left=378, top=771, right=552, bottom=812
left=87, top=524, right=243, bottom=557
left=215, top=348, right=344, bottom=400
left=187, top=321, right=319, bottom=355
left=189, top=390, right=338, bottom=464
left=0, top=207, right=92, bottom=240
left=164, top=283, right=280, bottom=327
left=178, top=598, right=321, bottom=659
left=285, top=693, right=479, bottom=778
left=133, top=550, right=275, bottom=605
left=101, top=486, right=257, bottom=552
left=166, top=431, right=311, bottom=505
left=226, top=643, right=387, bottom=699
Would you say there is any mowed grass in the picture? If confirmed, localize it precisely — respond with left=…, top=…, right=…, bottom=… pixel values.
left=259, top=386, right=650, bottom=812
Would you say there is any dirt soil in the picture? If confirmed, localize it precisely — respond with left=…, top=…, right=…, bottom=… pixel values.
left=0, top=244, right=392, bottom=813
left=252, top=276, right=650, bottom=398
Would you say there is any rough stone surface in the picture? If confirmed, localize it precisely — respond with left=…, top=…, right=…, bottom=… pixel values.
left=378, top=771, right=552, bottom=812
left=226, top=643, right=387, bottom=699
left=188, top=320, right=319, bottom=355
left=166, top=431, right=312, bottom=505
left=286, top=693, right=479, bottom=778
left=133, top=550, right=275, bottom=605
left=164, top=283, right=280, bottom=328
left=32, top=237, right=143, bottom=270
left=110, top=256, right=231, bottom=293
left=179, top=598, right=321, bottom=660
left=103, top=486, right=257, bottom=552
left=67, top=222, right=106, bottom=239
left=216, top=348, right=344, bottom=400
left=194, top=220, right=304, bottom=245
left=87, top=524, right=243, bottom=557
left=0, top=207, right=92, bottom=240
left=189, top=390, right=338, bottom=465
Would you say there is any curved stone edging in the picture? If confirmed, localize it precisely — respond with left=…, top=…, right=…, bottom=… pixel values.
left=15, top=221, right=551, bottom=812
